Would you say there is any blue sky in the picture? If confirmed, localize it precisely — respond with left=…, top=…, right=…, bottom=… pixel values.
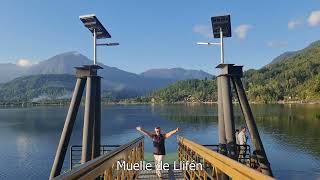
left=0, top=0, right=319, bottom=75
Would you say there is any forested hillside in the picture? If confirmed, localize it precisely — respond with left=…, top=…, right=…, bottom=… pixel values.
left=0, top=74, right=75, bottom=102
left=244, top=40, right=320, bottom=102
left=148, top=78, right=217, bottom=103
left=0, top=74, right=144, bottom=102
left=148, top=41, right=320, bottom=103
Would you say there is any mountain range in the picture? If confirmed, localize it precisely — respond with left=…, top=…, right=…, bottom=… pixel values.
left=140, top=68, right=212, bottom=80
left=0, top=52, right=212, bottom=101
left=1, top=39, right=320, bottom=103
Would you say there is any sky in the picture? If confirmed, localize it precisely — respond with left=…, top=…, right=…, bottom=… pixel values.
left=0, top=0, right=320, bottom=75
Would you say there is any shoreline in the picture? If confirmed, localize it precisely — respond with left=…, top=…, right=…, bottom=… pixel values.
left=1, top=100, right=320, bottom=108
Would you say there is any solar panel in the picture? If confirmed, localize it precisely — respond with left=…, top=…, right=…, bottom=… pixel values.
left=79, top=14, right=111, bottom=39
left=211, top=15, right=232, bottom=38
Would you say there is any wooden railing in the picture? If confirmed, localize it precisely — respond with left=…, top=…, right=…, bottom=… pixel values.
left=178, top=136, right=275, bottom=180
left=69, top=145, right=121, bottom=169
left=53, top=136, right=144, bottom=180
left=202, top=144, right=252, bottom=166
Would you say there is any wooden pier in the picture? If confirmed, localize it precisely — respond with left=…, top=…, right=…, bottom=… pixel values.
left=52, top=136, right=275, bottom=180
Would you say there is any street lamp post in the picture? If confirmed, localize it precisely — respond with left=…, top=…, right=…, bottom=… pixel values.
left=196, top=15, right=231, bottom=64
left=196, top=14, right=273, bottom=177
left=197, top=14, right=235, bottom=159
left=79, top=14, right=119, bottom=65
left=49, top=14, right=119, bottom=179
left=79, top=14, right=120, bottom=163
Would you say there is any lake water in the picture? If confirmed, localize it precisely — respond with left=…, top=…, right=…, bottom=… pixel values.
left=0, top=104, right=319, bottom=179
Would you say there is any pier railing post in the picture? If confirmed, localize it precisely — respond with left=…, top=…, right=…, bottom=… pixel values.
left=50, top=78, right=86, bottom=179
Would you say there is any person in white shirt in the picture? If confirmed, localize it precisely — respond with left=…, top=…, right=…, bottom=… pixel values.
left=238, top=127, right=247, bottom=145
left=237, top=126, right=247, bottom=162
left=235, top=129, right=240, bottom=145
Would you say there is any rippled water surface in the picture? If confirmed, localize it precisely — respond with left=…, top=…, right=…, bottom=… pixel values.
left=0, top=104, right=319, bottom=179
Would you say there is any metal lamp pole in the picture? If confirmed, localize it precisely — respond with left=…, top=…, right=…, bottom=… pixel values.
left=220, top=28, right=224, bottom=64
left=50, top=14, right=119, bottom=179
left=196, top=15, right=273, bottom=176
left=196, top=28, right=225, bottom=64
left=93, top=29, right=97, bottom=65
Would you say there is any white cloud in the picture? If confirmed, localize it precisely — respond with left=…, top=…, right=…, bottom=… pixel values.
left=267, top=41, right=288, bottom=48
left=288, top=19, right=302, bottom=29
left=193, top=25, right=213, bottom=38
left=308, top=10, right=320, bottom=27
left=234, top=24, right=252, bottom=39
left=17, top=59, right=34, bottom=67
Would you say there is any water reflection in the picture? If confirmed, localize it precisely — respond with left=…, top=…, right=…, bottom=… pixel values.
left=251, top=104, right=320, bottom=158
left=0, top=104, right=319, bottom=179
left=153, top=104, right=320, bottom=159
left=151, top=104, right=320, bottom=179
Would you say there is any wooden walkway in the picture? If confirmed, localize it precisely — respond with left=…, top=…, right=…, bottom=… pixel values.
left=137, top=164, right=183, bottom=180
left=55, top=137, right=274, bottom=180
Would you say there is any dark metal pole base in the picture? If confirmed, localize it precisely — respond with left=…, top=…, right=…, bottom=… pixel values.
left=50, top=65, right=103, bottom=178
left=232, top=76, right=273, bottom=176
left=80, top=65, right=103, bottom=163
left=219, top=74, right=237, bottom=160
left=50, top=78, right=86, bottom=179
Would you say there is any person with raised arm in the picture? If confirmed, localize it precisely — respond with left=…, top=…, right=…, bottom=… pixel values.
left=136, top=126, right=180, bottom=178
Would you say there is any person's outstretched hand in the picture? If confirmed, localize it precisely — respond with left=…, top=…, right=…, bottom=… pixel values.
left=136, top=126, right=142, bottom=131
left=176, top=127, right=180, bottom=132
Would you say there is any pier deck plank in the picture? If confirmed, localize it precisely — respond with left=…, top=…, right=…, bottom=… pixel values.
left=137, top=164, right=183, bottom=180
